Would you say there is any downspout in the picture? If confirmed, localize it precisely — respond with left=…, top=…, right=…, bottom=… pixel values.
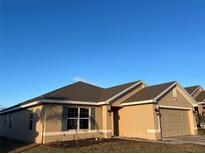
left=156, top=104, right=163, bottom=140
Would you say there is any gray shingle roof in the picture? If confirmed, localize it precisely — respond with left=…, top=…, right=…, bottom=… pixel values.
left=123, top=81, right=176, bottom=103
left=185, top=85, right=200, bottom=95
left=98, top=81, right=140, bottom=101
left=195, top=91, right=205, bottom=102
left=1, top=81, right=141, bottom=112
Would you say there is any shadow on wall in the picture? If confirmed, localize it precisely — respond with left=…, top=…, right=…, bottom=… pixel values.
left=0, top=105, right=61, bottom=152
left=0, top=107, right=40, bottom=152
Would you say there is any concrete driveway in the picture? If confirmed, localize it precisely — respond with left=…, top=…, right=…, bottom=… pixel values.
left=162, top=135, right=205, bottom=145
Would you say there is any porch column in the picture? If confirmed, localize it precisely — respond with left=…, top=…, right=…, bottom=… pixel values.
left=102, top=105, right=112, bottom=138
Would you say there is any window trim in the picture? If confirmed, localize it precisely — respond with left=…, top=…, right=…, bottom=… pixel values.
left=66, top=107, right=91, bottom=131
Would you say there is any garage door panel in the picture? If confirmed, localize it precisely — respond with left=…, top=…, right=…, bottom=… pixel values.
left=160, top=108, right=191, bottom=138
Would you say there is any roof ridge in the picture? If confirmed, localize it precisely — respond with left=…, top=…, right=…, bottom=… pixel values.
left=42, top=81, right=104, bottom=98
left=185, top=85, right=200, bottom=89
left=104, top=80, right=141, bottom=89
left=76, top=81, right=104, bottom=89
left=147, top=81, right=176, bottom=88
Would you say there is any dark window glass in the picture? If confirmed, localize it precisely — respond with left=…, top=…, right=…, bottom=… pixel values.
left=80, top=119, right=89, bottom=129
left=30, top=113, right=34, bottom=119
left=29, top=113, right=34, bottom=130
left=29, top=120, right=33, bottom=130
left=67, top=108, right=78, bottom=118
left=80, top=108, right=89, bottom=118
left=67, top=119, right=77, bottom=130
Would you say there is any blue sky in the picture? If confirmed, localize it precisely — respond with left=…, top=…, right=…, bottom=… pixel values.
left=1, top=0, right=205, bottom=107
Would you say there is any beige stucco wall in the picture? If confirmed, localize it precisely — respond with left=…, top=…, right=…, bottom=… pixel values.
left=117, top=104, right=160, bottom=140
left=159, top=87, right=194, bottom=108
left=0, top=105, right=43, bottom=143
left=43, top=104, right=112, bottom=143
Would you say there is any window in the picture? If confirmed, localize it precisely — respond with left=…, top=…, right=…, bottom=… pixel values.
left=66, top=107, right=90, bottom=130
left=67, top=108, right=78, bottom=130
left=80, top=108, right=89, bottom=129
left=8, top=114, right=12, bottom=129
left=29, top=112, right=34, bottom=130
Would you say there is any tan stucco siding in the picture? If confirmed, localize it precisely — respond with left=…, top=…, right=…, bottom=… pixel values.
left=0, top=105, right=43, bottom=143
left=118, top=104, right=160, bottom=140
left=44, top=104, right=62, bottom=132
left=43, top=104, right=111, bottom=143
left=159, top=86, right=193, bottom=108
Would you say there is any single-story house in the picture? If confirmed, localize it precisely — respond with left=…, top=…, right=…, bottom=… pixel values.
left=185, top=85, right=205, bottom=114
left=0, top=80, right=197, bottom=143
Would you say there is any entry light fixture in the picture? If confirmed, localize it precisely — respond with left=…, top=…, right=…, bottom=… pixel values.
left=155, top=108, right=161, bottom=116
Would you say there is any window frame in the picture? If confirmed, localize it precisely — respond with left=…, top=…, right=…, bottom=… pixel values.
left=66, top=107, right=91, bottom=131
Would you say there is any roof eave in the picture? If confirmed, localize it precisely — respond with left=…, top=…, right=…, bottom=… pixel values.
left=0, top=99, right=110, bottom=114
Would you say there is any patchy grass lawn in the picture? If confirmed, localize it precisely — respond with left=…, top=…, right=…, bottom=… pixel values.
left=1, top=137, right=205, bottom=153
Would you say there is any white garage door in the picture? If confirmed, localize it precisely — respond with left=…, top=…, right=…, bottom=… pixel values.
left=160, top=108, right=191, bottom=138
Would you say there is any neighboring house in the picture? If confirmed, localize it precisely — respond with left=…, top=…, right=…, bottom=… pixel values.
left=0, top=80, right=197, bottom=143
left=185, top=85, right=205, bottom=114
